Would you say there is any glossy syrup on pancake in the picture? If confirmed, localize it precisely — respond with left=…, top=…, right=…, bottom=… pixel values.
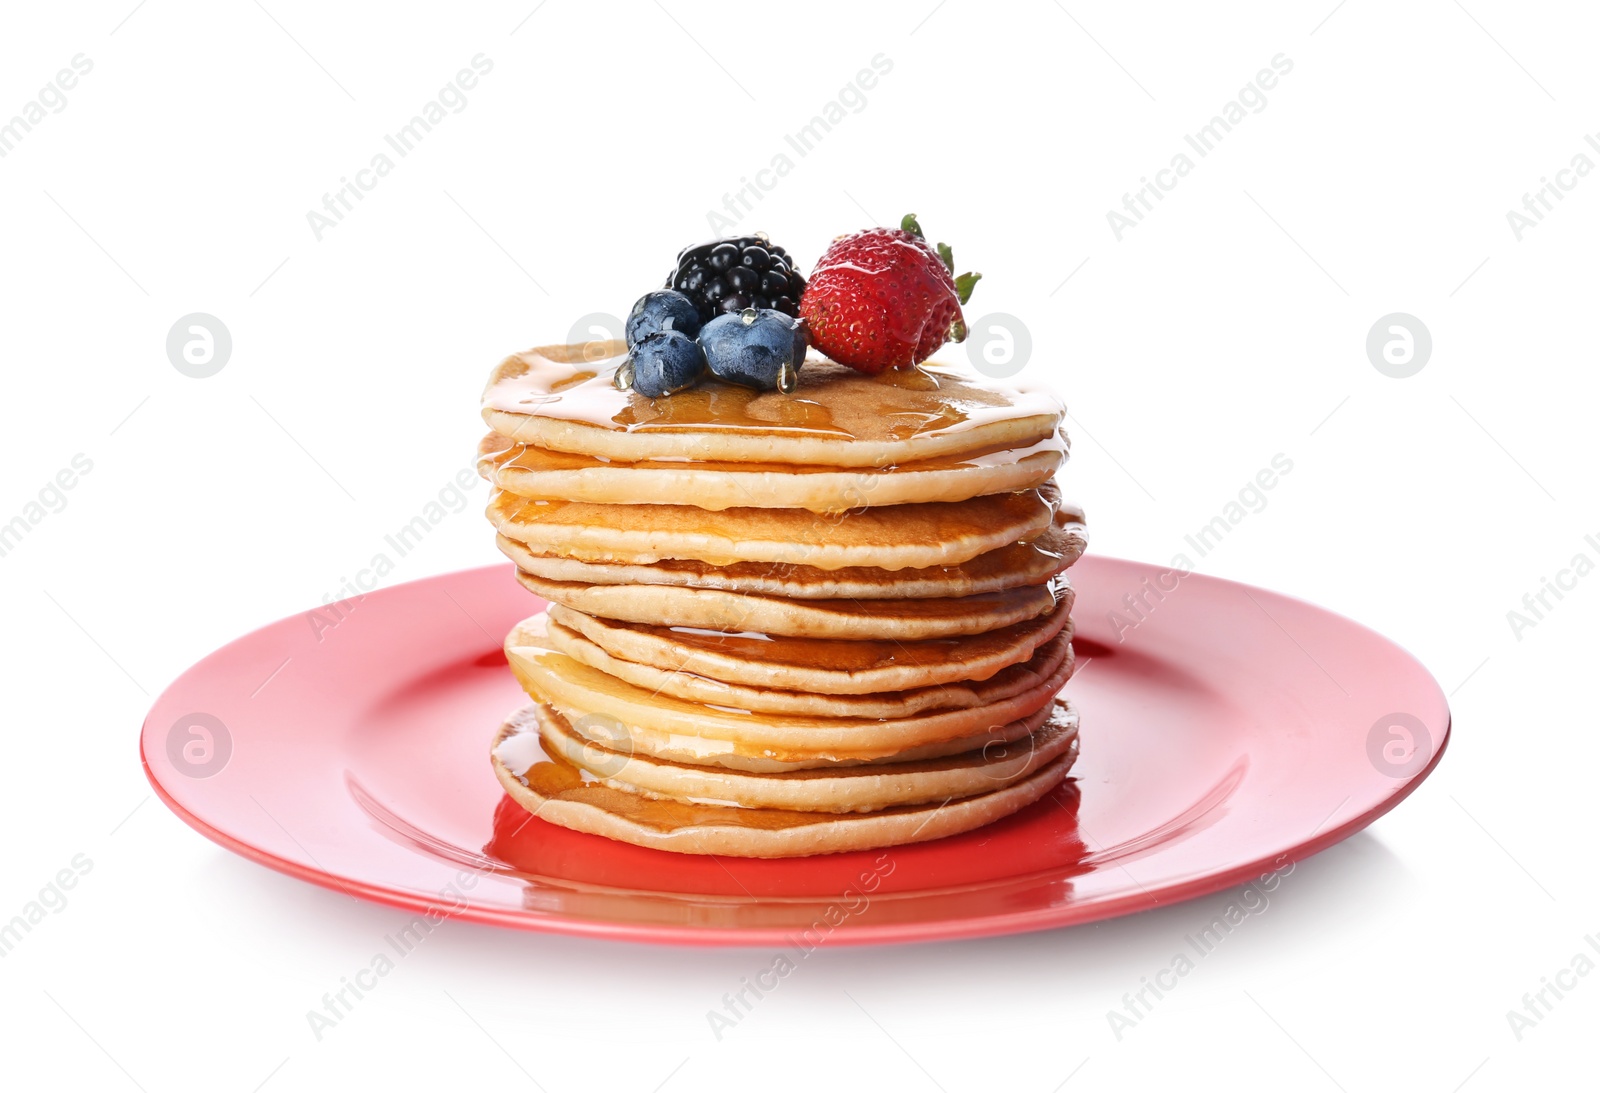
left=493, top=501, right=1085, bottom=599
left=531, top=698, right=1081, bottom=813
left=513, top=570, right=1062, bottom=639
left=508, top=641, right=1078, bottom=765
left=477, top=430, right=1066, bottom=512
left=478, top=431, right=1067, bottom=480
left=481, top=342, right=1066, bottom=467
left=544, top=613, right=1076, bottom=718
left=487, top=480, right=1060, bottom=571
left=544, top=592, right=1074, bottom=686
left=490, top=708, right=1079, bottom=855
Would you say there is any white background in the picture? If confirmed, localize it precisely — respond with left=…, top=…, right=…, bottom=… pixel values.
left=1, top=1, right=1595, bottom=1089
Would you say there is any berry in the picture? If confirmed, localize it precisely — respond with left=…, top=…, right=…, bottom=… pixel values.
left=698, top=308, right=807, bottom=393
left=667, top=235, right=807, bottom=324
left=625, top=289, right=701, bottom=348
left=617, top=330, right=706, bottom=398
left=798, top=213, right=981, bottom=373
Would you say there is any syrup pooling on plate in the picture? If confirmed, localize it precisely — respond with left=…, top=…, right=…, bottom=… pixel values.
left=482, top=342, right=1066, bottom=444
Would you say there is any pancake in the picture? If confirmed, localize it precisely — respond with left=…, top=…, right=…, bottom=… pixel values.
left=481, top=342, right=1066, bottom=468
left=515, top=570, right=1063, bottom=640
left=545, top=595, right=1073, bottom=695
left=504, top=640, right=1077, bottom=766
left=488, top=481, right=1060, bottom=571
left=495, top=509, right=1087, bottom=599
left=570, top=705, right=1050, bottom=773
left=491, top=708, right=1074, bottom=857
left=530, top=699, right=1080, bottom=813
left=493, top=501, right=1086, bottom=599
left=477, top=431, right=1065, bottom=512
left=542, top=613, right=1075, bottom=718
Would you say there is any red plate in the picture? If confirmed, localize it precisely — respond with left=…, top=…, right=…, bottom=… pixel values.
left=141, top=558, right=1448, bottom=946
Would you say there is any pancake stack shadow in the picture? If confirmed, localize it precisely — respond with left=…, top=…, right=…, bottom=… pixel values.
left=480, top=343, right=1088, bottom=857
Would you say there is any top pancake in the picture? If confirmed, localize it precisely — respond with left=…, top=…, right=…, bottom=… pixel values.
left=481, top=341, right=1066, bottom=468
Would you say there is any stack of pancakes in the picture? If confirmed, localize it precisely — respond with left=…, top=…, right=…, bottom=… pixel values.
left=479, top=341, right=1087, bottom=857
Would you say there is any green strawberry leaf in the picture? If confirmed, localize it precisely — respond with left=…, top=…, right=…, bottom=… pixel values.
left=955, top=271, right=982, bottom=306
left=936, top=242, right=954, bottom=272
left=900, top=213, right=924, bottom=237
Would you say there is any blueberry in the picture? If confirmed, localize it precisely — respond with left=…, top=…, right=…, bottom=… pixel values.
left=698, top=308, right=807, bottom=393
left=619, top=330, right=705, bottom=397
left=626, top=290, right=701, bottom=348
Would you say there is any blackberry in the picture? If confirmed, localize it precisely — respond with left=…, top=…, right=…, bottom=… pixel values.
left=666, top=234, right=807, bottom=324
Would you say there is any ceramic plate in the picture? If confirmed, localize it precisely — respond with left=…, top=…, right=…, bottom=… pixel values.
left=141, top=558, right=1448, bottom=946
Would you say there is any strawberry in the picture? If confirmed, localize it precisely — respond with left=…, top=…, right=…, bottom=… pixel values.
left=799, top=214, right=981, bottom=373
